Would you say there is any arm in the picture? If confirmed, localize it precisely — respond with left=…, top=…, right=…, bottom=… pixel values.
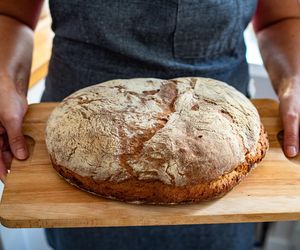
left=253, top=0, right=300, bottom=157
left=0, top=1, right=44, bottom=181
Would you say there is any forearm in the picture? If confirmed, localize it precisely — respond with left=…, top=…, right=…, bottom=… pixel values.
left=0, top=0, right=44, bottom=95
left=256, top=18, right=300, bottom=99
left=0, top=1, right=44, bottom=166
left=0, top=15, right=34, bottom=95
left=254, top=2, right=300, bottom=157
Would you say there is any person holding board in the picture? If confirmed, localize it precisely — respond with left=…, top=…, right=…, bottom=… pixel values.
left=0, top=1, right=299, bottom=249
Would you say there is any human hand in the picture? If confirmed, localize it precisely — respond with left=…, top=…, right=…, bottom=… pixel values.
left=278, top=77, right=300, bottom=158
left=0, top=14, right=36, bottom=182
left=0, top=75, right=29, bottom=182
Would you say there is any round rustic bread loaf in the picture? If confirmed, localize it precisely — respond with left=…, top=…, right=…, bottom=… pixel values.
left=45, top=77, right=268, bottom=204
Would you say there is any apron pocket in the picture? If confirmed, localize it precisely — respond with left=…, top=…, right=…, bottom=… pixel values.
left=173, top=0, right=242, bottom=59
left=77, top=0, right=177, bottom=55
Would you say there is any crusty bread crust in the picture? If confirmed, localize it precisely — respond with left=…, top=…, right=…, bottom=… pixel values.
left=46, top=77, right=269, bottom=204
left=51, top=125, right=268, bottom=204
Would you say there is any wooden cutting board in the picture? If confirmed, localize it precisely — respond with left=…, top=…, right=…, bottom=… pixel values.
left=1, top=99, right=300, bottom=228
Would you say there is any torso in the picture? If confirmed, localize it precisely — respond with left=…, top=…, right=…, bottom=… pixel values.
left=42, top=0, right=258, bottom=102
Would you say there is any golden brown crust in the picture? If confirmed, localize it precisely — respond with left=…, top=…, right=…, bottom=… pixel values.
left=46, top=78, right=263, bottom=187
left=52, top=124, right=269, bottom=204
left=46, top=77, right=269, bottom=204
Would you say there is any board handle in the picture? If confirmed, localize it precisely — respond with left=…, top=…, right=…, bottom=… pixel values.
left=24, top=135, right=36, bottom=156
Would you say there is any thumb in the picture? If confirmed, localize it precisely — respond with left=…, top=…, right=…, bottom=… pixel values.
left=282, top=113, right=299, bottom=158
left=2, top=115, right=28, bottom=160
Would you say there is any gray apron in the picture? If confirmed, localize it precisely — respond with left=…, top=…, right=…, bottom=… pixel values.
left=43, top=1, right=258, bottom=249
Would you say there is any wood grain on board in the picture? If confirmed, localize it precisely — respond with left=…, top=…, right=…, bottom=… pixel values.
left=1, top=99, right=300, bottom=228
